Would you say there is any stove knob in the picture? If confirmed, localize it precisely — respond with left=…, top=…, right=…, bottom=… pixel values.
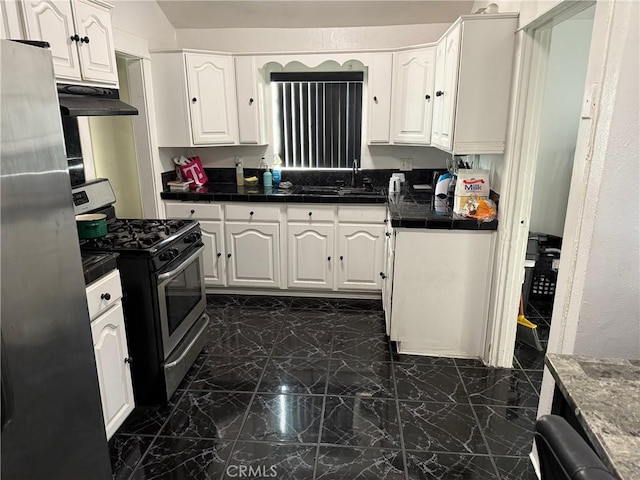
left=170, top=248, right=180, bottom=258
left=184, top=233, right=195, bottom=244
left=159, top=250, right=171, bottom=261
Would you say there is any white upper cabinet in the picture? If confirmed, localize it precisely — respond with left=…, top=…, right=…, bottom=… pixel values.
left=431, top=15, right=518, bottom=154
left=72, top=0, right=116, bottom=84
left=391, top=47, right=436, bottom=144
left=234, top=56, right=263, bottom=144
left=367, top=52, right=393, bottom=144
left=431, top=24, right=460, bottom=151
left=186, top=53, right=239, bottom=145
left=152, top=51, right=239, bottom=147
left=21, top=0, right=117, bottom=85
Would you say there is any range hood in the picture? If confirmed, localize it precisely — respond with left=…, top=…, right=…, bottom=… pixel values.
left=58, top=84, right=138, bottom=117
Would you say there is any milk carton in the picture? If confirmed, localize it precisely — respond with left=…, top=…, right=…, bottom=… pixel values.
left=453, top=169, right=491, bottom=214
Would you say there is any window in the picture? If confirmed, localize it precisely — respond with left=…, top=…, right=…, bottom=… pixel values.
left=271, top=72, right=363, bottom=169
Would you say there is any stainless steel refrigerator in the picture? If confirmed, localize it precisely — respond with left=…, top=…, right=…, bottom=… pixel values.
left=1, top=40, right=112, bottom=479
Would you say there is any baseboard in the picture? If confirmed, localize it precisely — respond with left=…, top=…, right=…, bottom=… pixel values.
left=205, top=288, right=381, bottom=300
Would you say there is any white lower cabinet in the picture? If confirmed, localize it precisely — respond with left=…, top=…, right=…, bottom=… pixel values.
left=86, top=269, right=134, bottom=440
left=287, top=223, right=334, bottom=290
left=200, top=220, right=226, bottom=286
left=225, top=222, right=281, bottom=288
left=336, top=224, right=385, bottom=291
left=164, top=201, right=385, bottom=293
left=389, top=229, right=495, bottom=358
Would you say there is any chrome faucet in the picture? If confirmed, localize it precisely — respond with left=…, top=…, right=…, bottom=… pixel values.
left=351, top=159, right=359, bottom=187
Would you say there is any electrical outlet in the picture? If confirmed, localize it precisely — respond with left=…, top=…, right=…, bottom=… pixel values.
left=400, top=158, right=413, bottom=171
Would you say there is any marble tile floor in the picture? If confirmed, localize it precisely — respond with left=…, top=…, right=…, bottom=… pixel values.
left=110, top=295, right=547, bottom=480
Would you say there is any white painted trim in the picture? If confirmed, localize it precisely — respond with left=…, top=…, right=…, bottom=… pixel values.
left=451, top=141, right=506, bottom=155
left=126, top=58, right=161, bottom=218
left=206, top=287, right=381, bottom=299
left=113, top=27, right=150, bottom=60
left=77, top=117, right=96, bottom=181
left=483, top=23, right=553, bottom=367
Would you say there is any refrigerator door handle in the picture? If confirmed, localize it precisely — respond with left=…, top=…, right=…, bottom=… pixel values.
left=1, top=333, right=14, bottom=432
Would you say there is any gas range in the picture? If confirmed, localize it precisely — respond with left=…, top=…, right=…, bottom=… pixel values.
left=72, top=179, right=209, bottom=405
left=79, top=214, right=202, bottom=269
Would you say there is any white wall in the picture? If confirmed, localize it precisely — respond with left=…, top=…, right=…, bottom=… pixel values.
left=571, top=1, right=640, bottom=359
left=529, top=13, right=594, bottom=236
left=110, top=0, right=176, bottom=49
left=175, top=23, right=451, bottom=53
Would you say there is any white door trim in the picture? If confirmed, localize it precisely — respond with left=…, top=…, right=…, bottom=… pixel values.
left=484, top=0, right=599, bottom=368
left=112, top=29, right=164, bottom=218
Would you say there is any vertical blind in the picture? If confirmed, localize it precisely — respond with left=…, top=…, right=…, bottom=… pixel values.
left=271, top=72, right=363, bottom=169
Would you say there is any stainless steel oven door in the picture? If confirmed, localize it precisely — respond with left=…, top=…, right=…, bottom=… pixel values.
left=157, top=245, right=206, bottom=360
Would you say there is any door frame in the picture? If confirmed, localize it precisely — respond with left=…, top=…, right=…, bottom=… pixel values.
left=112, top=28, right=165, bottom=218
left=484, top=0, right=603, bottom=368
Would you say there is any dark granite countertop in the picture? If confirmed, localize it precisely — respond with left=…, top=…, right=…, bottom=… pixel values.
left=81, top=252, right=119, bottom=286
left=160, top=182, right=386, bottom=204
left=546, top=354, right=640, bottom=480
left=387, top=186, right=498, bottom=230
left=160, top=182, right=497, bottom=231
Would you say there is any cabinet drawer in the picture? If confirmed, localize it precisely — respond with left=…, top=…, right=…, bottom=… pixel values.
left=86, top=269, right=123, bottom=321
left=226, top=204, right=281, bottom=221
left=287, top=205, right=335, bottom=223
left=165, top=202, right=222, bottom=220
left=338, top=206, right=387, bottom=224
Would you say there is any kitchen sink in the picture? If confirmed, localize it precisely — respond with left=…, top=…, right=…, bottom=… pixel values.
left=297, top=185, right=382, bottom=196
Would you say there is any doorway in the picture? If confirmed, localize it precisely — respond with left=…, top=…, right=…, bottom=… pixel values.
left=88, top=55, right=143, bottom=218
left=519, top=4, right=596, bottom=361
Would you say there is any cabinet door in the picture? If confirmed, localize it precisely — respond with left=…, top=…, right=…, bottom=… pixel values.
left=382, top=229, right=395, bottom=336
left=392, top=47, right=436, bottom=144
left=367, top=53, right=393, bottom=144
left=186, top=53, right=238, bottom=145
left=21, top=0, right=82, bottom=81
left=91, top=302, right=134, bottom=440
left=431, top=40, right=446, bottom=147
left=235, top=56, right=262, bottom=144
left=200, top=220, right=225, bottom=286
left=287, top=224, right=334, bottom=290
left=72, top=0, right=117, bottom=84
left=434, top=24, right=461, bottom=151
left=337, top=224, right=385, bottom=291
left=225, top=222, right=280, bottom=288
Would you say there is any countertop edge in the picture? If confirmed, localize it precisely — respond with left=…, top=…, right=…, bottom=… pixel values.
left=545, top=353, right=633, bottom=480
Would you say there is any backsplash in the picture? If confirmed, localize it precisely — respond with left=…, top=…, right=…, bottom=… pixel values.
left=162, top=168, right=443, bottom=189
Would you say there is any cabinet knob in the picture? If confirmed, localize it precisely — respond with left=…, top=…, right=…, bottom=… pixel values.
left=217, top=252, right=222, bottom=257
left=425, top=94, right=431, bottom=100
left=124, top=357, right=133, bottom=364
left=249, top=211, right=254, bottom=216
left=192, top=97, right=197, bottom=103
left=435, top=90, right=444, bottom=97
left=70, top=34, right=79, bottom=42
left=327, top=256, right=331, bottom=261
left=249, top=98, right=254, bottom=105
left=373, top=96, right=378, bottom=103
left=80, top=36, right=89, bottom=44
left=340, top=256, right=344, bottom=261
left=380, top=272, right=387, bottom=279
left=190, top=209, right=195, bottom=214
left=385, top=232, right=391, bottom=237
left=308, top=212, right=312, bottom=216
left=227, top=253, right=232, bottom=258
left=100, top=293, right=111, bottom=301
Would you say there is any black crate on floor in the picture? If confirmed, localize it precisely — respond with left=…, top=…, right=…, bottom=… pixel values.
left=529, top=233, right=562, bottom=301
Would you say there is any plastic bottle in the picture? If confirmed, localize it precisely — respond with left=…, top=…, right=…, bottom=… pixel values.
left=235, top=158, right=244, bottom=186
left=263, top=169, right=273, bottom=188
left=272, top=154, right=282, bottom=187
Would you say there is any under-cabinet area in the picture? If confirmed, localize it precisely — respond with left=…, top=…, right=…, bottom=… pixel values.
left=164, top=201, right=387, bottom=294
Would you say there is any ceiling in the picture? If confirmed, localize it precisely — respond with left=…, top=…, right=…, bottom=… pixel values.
left=157, top=1, right=475, bottom=29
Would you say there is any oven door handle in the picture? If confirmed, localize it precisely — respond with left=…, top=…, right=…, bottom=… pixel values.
left=157, top=245, right=205, bottom=283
